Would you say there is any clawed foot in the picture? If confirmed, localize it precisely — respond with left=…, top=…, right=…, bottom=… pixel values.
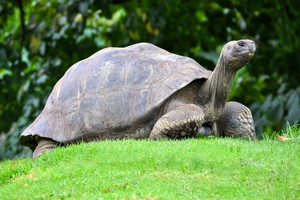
left=33, top=136, right=57, bottom=159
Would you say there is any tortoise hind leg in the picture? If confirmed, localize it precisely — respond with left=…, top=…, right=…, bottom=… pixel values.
left=149, top=104, right=204, bottom=139
left=33, top=136, right=57, bottom=159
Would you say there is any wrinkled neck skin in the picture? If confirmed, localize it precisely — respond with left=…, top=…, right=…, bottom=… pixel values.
left=197, top=53, right=237, bottom=122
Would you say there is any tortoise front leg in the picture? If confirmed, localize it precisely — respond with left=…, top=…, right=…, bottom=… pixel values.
left=149, top=104, right=204, bottom=139
left=215, top=101, right=256, bottom=139
left=33, top=136, right=57, bottom=159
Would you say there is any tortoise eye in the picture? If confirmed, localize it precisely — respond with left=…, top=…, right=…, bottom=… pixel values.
left=238, top=41, right=245, bottom=47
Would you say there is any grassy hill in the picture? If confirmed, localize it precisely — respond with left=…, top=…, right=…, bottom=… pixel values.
left=1, top=128, right=300, bottom=199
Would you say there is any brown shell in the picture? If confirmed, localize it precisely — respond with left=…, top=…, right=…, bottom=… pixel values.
left=20, top=43, right=211, bottom=150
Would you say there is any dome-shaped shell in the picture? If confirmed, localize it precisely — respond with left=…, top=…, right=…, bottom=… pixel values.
left=20, top=43, right=211, bottom=150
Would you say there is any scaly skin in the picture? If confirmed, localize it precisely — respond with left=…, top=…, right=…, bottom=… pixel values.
left=32, top=103, right=256, bottom=158
left=200, top=101, right=256, bottom=139
left=215, top=101, right=256, bottom=139
left=147, top=40, right=256, bottom=140
left=31, top=40, right=256, bottom=158
left=32, top=136, right=57, bottom=159
left=149, top=104, right=204, bottom=139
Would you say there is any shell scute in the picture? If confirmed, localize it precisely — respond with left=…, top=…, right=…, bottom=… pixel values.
left=20, top=43, right=211, bottom=148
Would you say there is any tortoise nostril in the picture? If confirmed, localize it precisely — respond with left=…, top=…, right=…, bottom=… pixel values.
left=249, top=41, right=256, bottom=53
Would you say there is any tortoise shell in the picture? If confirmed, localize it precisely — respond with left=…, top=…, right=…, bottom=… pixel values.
left=20, top=43, right=211, bottom=150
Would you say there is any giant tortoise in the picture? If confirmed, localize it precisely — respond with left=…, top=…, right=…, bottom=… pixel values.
left=20, top=39, right=256, bottom=158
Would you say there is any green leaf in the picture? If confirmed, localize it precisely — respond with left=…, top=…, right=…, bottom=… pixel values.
left=268, top=99, right=284, bottom=123
left=286, top=105, right=300, bottom=125
left=286, top=89, right=299, bottom=109
left=21, top=48, right=30, bottom=66
left=0, top=68, right=12, bottom=79
left=261, top=94, right=272, bottom=112
left=79, top=2, right=89, bottom=16
left=58, top=16, right=67, bottom=25
left=40, top=42, right=46, bottom=55
left=278, top=83, right=287, bottom=94
left=198, top=51, right=219, bottom=65
left=36, top=74, right=48, bottom=84
left=17, top=80, right=30, bottom=102
left=286, top=90, right=300, bottom=124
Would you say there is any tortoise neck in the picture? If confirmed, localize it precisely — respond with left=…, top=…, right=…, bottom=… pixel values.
left=198, top=54, right=236, bottom=117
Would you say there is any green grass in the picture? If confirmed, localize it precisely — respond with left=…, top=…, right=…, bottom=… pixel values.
left=1, top=127, right=300, bottom=199
left=262, top=122, right=300, bottom=140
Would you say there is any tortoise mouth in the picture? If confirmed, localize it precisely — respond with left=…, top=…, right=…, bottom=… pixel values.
left=239, top=50, right=255, bottom=58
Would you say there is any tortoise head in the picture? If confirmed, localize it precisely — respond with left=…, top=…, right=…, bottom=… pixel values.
left=221, top=39, right=256, bottom=70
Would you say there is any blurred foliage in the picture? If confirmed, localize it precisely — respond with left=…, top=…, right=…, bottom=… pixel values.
left=0, top=0, right=299, bottom=159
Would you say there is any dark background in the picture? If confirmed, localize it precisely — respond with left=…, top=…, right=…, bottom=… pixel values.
left=1, top=0, right=299, bottom=159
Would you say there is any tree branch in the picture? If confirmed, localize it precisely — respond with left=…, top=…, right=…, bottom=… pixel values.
left=111, top=0, right=131, bottom=4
